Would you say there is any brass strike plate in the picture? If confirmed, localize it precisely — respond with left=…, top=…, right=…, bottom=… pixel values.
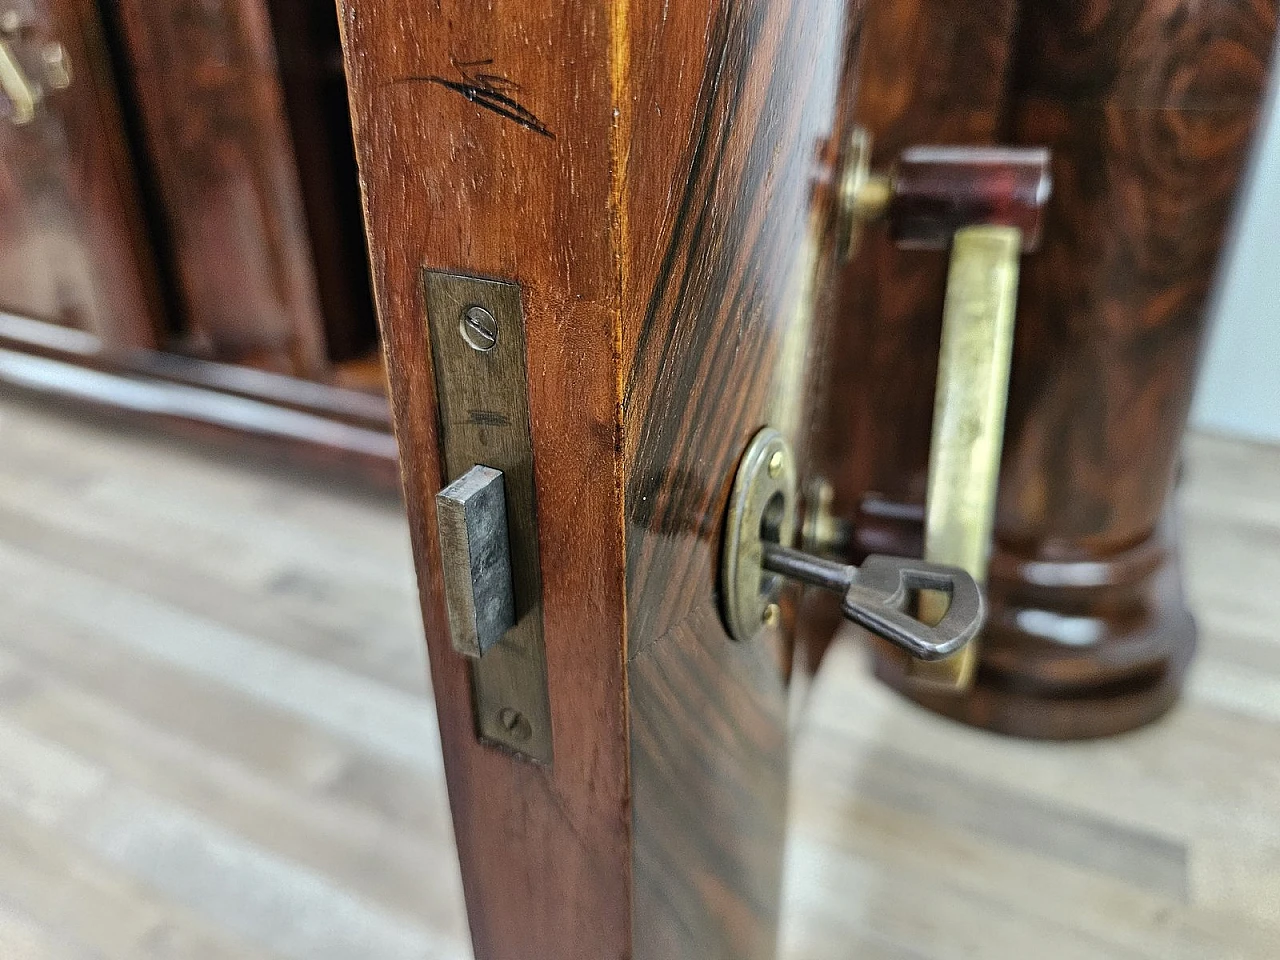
left=424, top=271, right=552, bottom=763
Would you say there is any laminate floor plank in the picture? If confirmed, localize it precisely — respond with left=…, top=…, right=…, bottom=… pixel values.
left=0, top=600, right=448, bottom=838
left=0, top=686, right=464, bottom=960
left=0, top=645, right=466, bottom=937
left=0, top=539, right=442, bottom=773
left=0, top=400, right=399, bottom=550
left=805, top=644, right=1280, bottom=860
left=3, top=396, right=1280, bottom=958
left=0, top=421, right=415, bottom=626
left=0, top=896, right=95, bottom=960
left=0, top=497, right=425, bottom=695
left=788, top=789, right=1191, bottom=959
left=0, top=752, right=279, bottom=960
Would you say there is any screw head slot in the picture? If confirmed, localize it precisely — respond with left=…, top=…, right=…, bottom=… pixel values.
left=460, top=305, right=499, bottom=352
left=498, top=707, right=532, bottom=742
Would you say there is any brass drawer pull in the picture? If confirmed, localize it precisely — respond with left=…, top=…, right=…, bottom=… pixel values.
left=0, top=37, right=37, bottom=126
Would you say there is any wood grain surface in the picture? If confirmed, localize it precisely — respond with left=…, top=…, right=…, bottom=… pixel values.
left=830, top=0, right=1277, bottom=736
left=619, top=3, right=848, bottom=955
left=338, top=0, right=853, bottom=955
left=956, top=0, right=1275, bottom=734
left=112, top=0, right=328, bottom=376
left=4, top=394, right=1280, bottom=959
left=0, top=0, right=164, bottom=348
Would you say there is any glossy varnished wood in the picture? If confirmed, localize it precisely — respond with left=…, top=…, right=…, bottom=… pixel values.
left=0, top=0, right=163, bottom=348
left=1002, top=0, right=1277, bottom=550
left=932, top=0, right=1274, bottom=735
left=619, top=4, right=848, bottom=955
left=112, top=0, right=328, bottom=376
left=831, top=0, right=1277, bottom=736
left=339, top=0, right=852, bottom=956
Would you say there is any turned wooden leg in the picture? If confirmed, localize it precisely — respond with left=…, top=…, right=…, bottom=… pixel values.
left=828, top=0, right=1277, bottom=737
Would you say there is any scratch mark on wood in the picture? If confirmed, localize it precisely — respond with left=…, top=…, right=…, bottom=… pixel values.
left=396, top=58, right=556, bottom=139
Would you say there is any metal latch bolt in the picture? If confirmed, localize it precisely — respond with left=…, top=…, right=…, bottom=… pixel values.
left=436, top=465, right=516, bottom=659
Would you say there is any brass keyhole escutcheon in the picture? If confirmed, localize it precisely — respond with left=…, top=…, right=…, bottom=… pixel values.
left=719, top=428, right=987, bottom=659
left=720, top=428, right=798, bottom=644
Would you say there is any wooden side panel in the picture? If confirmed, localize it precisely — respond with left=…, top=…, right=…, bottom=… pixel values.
left=113, top=0, right=327, bottom=376
left=620, top=2, right=849, bottom=956
left=0, top=0, right=163, bottom=347
left=342, top=0, right=852, bottom=956
left=336, top=3, right=630, bottom=958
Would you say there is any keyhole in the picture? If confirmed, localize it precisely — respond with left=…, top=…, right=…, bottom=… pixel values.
left=759, top=491, right=786, bottom=545
left=758, top=490, right=788, bottom=609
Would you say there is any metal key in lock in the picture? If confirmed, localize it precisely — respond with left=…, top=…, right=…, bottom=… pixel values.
left=719, top=428, right=985, bottom=658
left=762, top=543, right=984, bottom=661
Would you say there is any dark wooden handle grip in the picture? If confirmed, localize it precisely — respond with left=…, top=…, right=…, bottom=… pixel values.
left=889, top=146, right=1052, bottom=250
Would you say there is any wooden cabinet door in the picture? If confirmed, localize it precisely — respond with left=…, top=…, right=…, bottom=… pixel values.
left=339, top=2, right=855, bottom=957
left=112, top=0, right=328, bottom=377
left=0, top=0, right=162, bottom=347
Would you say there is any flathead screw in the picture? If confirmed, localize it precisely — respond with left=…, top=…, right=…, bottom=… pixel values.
left=498, top=707, right=532, bottom=742
left=461, top=305, right=499, bottom=352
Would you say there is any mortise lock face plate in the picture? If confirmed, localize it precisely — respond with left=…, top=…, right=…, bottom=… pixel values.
left=424, top=270, right=552, bottom=763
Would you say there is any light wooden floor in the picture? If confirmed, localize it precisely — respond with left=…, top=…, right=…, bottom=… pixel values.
left=2, top=394, right=1279, bottom=960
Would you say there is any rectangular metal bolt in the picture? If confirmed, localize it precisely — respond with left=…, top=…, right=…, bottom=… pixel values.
left=436, top=465, right=517, bottom=658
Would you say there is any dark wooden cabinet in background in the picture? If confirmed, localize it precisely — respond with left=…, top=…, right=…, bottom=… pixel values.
left=110, top=0, right=376, bottom=379
left=0, top=0, right=162, bottom=347
left=112, top=0, right=331, bottom=377
left=0, top=0, right=395, bottom=485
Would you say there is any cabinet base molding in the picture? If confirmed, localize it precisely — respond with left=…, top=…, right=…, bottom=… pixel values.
left=863, top=500, right=1195, bottom=739
left=0, top=312, right=398, bottom=492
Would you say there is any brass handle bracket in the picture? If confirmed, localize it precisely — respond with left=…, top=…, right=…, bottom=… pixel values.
left=0, top=35, right=37, bottom=125
left=835, top=129, right=1052, bottom=690
left=0, top=7, right=73, bottom=127
left=914, top=224, right=1022, bottom=688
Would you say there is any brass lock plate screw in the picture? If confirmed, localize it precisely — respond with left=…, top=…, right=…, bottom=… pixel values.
left=461, top=305, right=499, bottom=352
